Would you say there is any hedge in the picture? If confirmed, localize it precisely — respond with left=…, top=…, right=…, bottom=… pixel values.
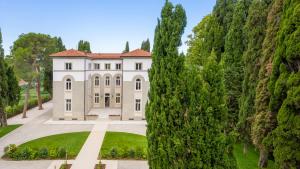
left=4, top=144, right=67, bottom=160
left=101, top=146, right=147, bottom=160
left=5, top=95, right=51, bottom=118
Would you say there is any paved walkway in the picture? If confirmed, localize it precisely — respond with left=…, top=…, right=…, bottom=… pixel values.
left=0, top=102, right=93, bottom=157
left=71, top=120, right=108, bottom=169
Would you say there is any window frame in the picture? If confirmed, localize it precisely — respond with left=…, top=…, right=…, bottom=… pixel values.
left=94, top=76, right=100, bottom=87
left=65, top=62, right=72, bottom=70
left=135, top=78, right=142, bottom=91
left=116, top=93, right=121, bottom=104
left=105, top=63, right=111, bottom=70
left=135, top=99, right=141, bottom=112
left=116, top=63, right=121, bottom=70
left=105, top=76, right=110, bottom=86
left=94, top=93, right=100, bottom=104
left=116, top=76, right=121, bottom=86
left=65, top=99, right=72, bottom=112
left=65, top=78, right=72, bottom=91
left=94, top=63, right=100, bottom=70
left=135, top=63, right=142, bottom=70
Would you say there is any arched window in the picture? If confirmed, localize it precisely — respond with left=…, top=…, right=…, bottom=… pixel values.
left=135, top=78, right=141, bottom=91
left=105, top=76, right=110, bottom=86
left=65, top=78, right=72, bottom=91
left=116, top=76, right=121, bottom=86
left=95, top=76, right=100, bottom=87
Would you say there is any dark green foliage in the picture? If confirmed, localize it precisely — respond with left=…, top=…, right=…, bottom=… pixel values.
left=251, top=0, right=284, bottom=167
left=77, top=40, right=91, bottom=53
left=267, top=0, right=300, bottom=167
left=38, top=147, right=49, bottom=159
left=110, top=147, right=118, bottom=158
left=146, top=1, right=186, bottom=168
left=141, top=39, right=151, bottom=52
left=5, top=64, right=20, bottom=106
left=237, top=0, right=272, bottom=149
left=186, top=15, right=223, bottom=65
left=184, top=52, right=237, bottom=169
left=123, top=41, right=129, bottom=53
left=0, top=28, right=8, bottom=126
left=223, top=0, right=252, bottom=130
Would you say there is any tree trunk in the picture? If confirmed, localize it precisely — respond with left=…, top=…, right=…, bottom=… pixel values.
left=258, top=148, right=268, bottom=168
left=22, top=82, right=31, bottom=118
left=36, top=66, right=43, bottom=110
left=243, top=143, right=248, bottom=154
left=0, top=106, right=8, bottom=127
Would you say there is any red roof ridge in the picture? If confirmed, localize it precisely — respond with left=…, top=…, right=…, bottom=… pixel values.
left=50, top=49, right=151, bottom=58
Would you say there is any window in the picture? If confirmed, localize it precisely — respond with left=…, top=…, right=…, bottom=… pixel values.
left=66, top=99, right=72, bottom=112
left=116, top=93, right=121, bottom=104
left=135, top=78, right=141, bottom=91
left=65, top=78, right=72, bottom=91
left=105, top=64, right=111, bottom=70
left=65, top=63, right=72, bottom=70
left=105, top=76, right=110, bottom=86
left=116, top=63, right=121, bottom=70
left=88, top=63, right=92, bottom=70
left=94, top=93, right=100, bottom=103
left=135, top=99, right=141, bottom=111
left=116, top=76, right=121, bottom=86
left=94, top=63, right=100, bottom=70
left=135, top=63, right=142, bottom=70
left=95, top=76, right=100, bottom=86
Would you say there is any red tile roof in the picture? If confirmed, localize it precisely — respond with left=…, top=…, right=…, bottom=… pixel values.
left=50, top=49, right=151, bottom=59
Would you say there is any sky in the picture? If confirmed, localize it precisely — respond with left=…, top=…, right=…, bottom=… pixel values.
left=0, top=0, right=216, bottom=55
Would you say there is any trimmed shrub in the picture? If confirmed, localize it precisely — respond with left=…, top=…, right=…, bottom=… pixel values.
left=37, top=147, right=49, bottom=159
left=49, top=148, right=57, bottom=159
left=128, top=148, right=135, bottom=158
left=110, top=147, right=118, bottom=158
left=5, top=94, right=51, bottom=118
left=57, top=147, right=67, bottom=158
left=18, top=147, right=34, bottom=160
left=135, top=147, right=144, bottom=159
left=120, top=146, right=129, bottom=158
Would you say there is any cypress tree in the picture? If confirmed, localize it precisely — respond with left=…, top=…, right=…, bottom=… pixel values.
left=141, top=39, right=151, bottom=52
left=223, top=0, right=252, bottom=130
left=5, top=64, right=20, bottom=107
left=238, top=0, right=272, bottom=153
left=0, top=28, right=8, bottom=126
left=186, top=14, right=223, bottom=66
left=251, top=0, right=284, bottom=167
left=123, top=41, right=130, bottom=53
left=146, top=1, right=186, bottom=168
left=184, top=51, right=237, bottom=169
left=78, top=40, right=91, bottom=53
left=267, top=0, right=300, bottom=167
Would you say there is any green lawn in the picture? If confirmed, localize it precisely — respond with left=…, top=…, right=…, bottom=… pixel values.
left=233, top=144, right=275, bottom=169
left=18, top=132, right=90, bottom=158
left=100, top=132, right=147, bottom=158
left=0, top=125, right=21, bottom=138
left=19, top=87, right=49, bottom=104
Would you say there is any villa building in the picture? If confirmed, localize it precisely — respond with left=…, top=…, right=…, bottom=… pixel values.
left=50, top=49, right=151, bottom=121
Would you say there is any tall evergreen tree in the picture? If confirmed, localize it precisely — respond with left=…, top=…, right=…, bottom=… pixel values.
left=267, top=0, right=300, bottom=167
left=5, top=64, right=20, bottom=107
left=238, top=0, right=272, bottom=153
left=251, top=0, right=284, bottom=167
left=123, top=41, right=130, bottom=53
left=223, top=0, right=252, bottom=130
left=0, top=29, right=8, bottom=126
left=141, top=39, right=151, bottom=52
left=186, top=14, right=223, bottom=66
left=184, top=51, right=237, bottom=169
left=212, top=0, right=237, bottom=61
left=146, top=1, right=186, bottom=168
left=78, top=40, right=91, bottom=53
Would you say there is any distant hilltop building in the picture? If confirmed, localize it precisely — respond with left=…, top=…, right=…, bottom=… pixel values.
left=50, top=49, right=151, bottom=121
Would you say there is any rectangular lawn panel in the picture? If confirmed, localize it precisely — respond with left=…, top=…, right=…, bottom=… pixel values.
left=100, top=132, right=147, bottom=159
left=0, top=124, right=21, bottom=138
left=18, top=132, right=90, bottom=158
left=233, top=144, right=275, bottom=169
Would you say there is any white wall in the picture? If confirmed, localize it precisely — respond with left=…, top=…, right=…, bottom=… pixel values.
left=53, top=58, right=86, bottom=71
left=123, top=58, right=151, bottom=82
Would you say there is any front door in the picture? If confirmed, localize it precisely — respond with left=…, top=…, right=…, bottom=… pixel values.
left=105, top=93, right=110, bottom=108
